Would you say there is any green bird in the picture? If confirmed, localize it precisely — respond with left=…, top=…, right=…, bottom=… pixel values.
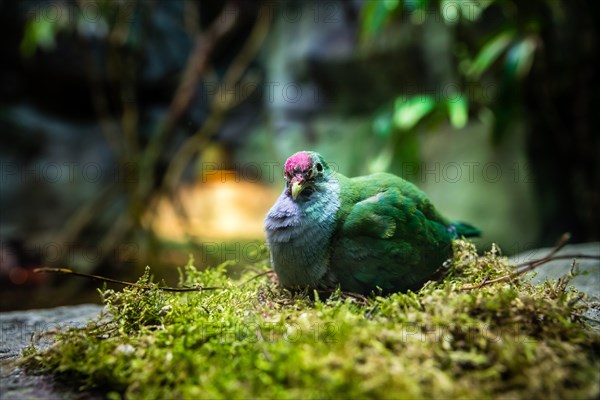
left=264, top=151, right=480, bottom=295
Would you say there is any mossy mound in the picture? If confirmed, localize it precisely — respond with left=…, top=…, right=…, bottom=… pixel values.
left=22, top=241, right=600, bottom=399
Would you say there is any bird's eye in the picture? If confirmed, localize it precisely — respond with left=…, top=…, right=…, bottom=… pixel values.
left=316, top=163, right=323, bottom=173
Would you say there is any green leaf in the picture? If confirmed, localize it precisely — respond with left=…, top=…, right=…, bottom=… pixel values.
left=404, top=0, right=429, bottom=24
left=373, top=109, right=394, bottom=138
left=368, top=146, right=395, bottom=173
left=447, top=96, right=469, bottom=129
left=468, top=30, right=516, bottom=79
left=383, top=0, right=400, bottom=11
left=360, top=0, right=399, bottom=39
left=20, top=19, right=58, bottom=57
left=404, top=0, right=428, bottom=12
left=505, top=36, right=537, bottom=79
left=393, top=96, right=436, bottom=130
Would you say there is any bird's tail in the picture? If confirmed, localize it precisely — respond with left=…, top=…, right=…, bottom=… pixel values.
left=452, top=222, right=481, bottom=238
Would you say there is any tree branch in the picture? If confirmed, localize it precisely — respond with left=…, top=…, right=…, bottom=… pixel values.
left=460, top=233, right=599, bottom=290
left=34, top=267, right=222, bottom=292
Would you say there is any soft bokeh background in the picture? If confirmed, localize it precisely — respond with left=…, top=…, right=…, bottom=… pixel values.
left=1, top=0, right=598, bottom=310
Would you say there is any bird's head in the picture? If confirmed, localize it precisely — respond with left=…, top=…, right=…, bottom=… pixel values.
left=283, top=151, right=330, bottom=201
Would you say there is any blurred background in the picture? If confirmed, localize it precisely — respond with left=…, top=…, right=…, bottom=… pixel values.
left=1, top=0, right=598, bottom=310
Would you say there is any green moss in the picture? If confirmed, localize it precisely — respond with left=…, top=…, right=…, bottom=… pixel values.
left=22, top=241, right=600, bottom=399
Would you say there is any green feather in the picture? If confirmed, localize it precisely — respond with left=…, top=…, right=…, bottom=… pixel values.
left=330, top=172, right=463, bottom=295
left=453, top=222, right=481, bottom=238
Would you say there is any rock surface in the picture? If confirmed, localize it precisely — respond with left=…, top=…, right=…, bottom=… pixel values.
left=0, top=304, right=103, bottom=399
left=511, top=242, right=600, bottom=326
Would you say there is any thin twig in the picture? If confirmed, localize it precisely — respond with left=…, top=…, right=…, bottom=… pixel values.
left=238, top=270, right=276, bottom=287
left=514, top=254, right=599, bottom=269
left=461, top=233, right=600, bottom=291
left=34, top=268, right=221, bottom=292
left=151, top=3, right=273, bottom=256
left=314, top=288, right=371, bottom=305
left=139, top=2, right=240, bottom=198
left=97, top=207, right=134, bottom=264
left=513, top=232, right=571, bottom=274
left=53, top=183, right=118, bottom=246
left=365, top=304, right=380, bottom=320
left=161, top=2, right=273, bottom=193
left=34, top=265, right=277, bottom=293
left=141, top=1, right=271, bottom=256
left=573, top=313, right=600, bottom=324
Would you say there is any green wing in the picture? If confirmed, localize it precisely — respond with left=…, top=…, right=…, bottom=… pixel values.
left=330, top=173, right=455, bottom=295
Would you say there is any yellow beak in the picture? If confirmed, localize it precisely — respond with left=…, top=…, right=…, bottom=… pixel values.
left=291, top=181, right=304, bottom=200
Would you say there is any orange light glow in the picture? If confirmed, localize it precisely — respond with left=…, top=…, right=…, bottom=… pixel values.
left=146, top=171, right=280, bottom=241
